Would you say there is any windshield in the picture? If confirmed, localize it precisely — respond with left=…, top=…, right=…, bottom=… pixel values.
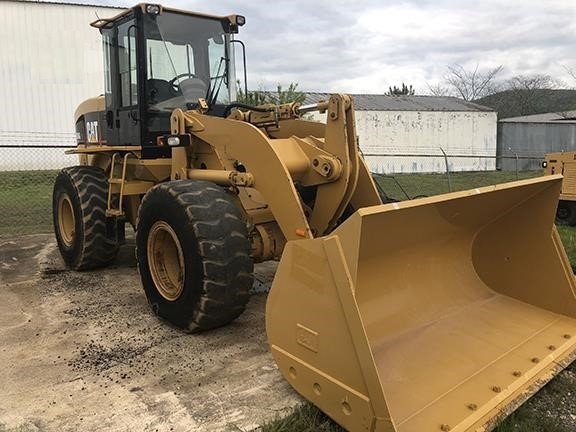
left=144, top=11, right=231, bottom=112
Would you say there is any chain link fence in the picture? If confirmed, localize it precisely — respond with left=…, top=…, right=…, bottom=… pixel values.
left=367, top=153, right=544, bottom=201
left=0, top=145, right=545, bottom=236
left=0, top=145, right=76, bottom=236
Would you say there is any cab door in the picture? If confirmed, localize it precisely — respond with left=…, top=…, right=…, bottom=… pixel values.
left=102, top=16, right=142, bottom=146
left=116, top=19, right=141, bottom=146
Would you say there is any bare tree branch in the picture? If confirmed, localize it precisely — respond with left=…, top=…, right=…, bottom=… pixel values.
left=426, top=82, right=451, bottom=97
left=506, top=74, right=560, bottom=91
left=503, top=74, right=561, bottom=116
left=444, top=63, right=503, bottom=100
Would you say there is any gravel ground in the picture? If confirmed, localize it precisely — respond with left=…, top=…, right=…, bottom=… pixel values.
left=0, top=234, right=299, bottom=432
left=498, top=363, right=576, bottom=431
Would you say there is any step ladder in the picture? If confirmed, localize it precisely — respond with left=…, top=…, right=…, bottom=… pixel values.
left=106, top=153, right=154, bottom=217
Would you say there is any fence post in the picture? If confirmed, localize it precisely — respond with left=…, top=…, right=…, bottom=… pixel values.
left=508, top=147, right=520, bottom=180
left=440, top=147, right=452, bottom=192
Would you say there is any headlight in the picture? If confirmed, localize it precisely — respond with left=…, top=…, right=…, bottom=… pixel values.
left=236, top=15, right=246, bottom=26
left=542, top=161, right=548, bottom=168
left=146, top=4, right=161, bottom=15
left=167, top=136, right=180, bottom=146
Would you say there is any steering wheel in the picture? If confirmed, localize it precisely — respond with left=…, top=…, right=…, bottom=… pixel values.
left=168, top=73, right=197, bottom=92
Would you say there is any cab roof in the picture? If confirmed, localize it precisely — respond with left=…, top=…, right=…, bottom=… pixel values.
left=90, top=3, right=244, bottom=33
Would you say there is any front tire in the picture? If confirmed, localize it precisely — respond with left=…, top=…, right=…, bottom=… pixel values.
left=136, top=180, right=253, bottom=332
left=52, top=166, right=119, bottom=270
left=556, top=200, right=576, bottom=226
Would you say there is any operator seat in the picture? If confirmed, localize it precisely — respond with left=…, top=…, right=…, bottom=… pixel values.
left=179, top=78, right=208, bottom=102
left=147, top=79, right=174, bottom=104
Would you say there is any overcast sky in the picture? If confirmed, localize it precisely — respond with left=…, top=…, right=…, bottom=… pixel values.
left=51, top=0, right=576, bottom=94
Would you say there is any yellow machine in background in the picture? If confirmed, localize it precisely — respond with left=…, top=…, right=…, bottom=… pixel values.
left=52, top=4, right=576, bottom=431
left=543, top=152, right=576, bottom=225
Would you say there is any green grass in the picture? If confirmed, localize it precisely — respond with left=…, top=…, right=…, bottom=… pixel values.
left=259, top=403, right=342, bottom=432
left=0, top=170, right=58, bottom=235
left=0, top=169, right=543, bottom=236
left=263, top=397, right=574, bottom=432
left=261, top=403, right=573, bottom=432
left=557, top=225, right=576, bottom=271
left=373, top=170, right=542, bottom=201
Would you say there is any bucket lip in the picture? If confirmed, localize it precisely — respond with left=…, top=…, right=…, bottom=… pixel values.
left=359, top=174, right=563, bottom=217
left=462, top=340, right=576, bottom=432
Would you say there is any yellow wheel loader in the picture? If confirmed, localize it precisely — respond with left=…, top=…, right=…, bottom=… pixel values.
left=53, top=4, right=576, bottom=431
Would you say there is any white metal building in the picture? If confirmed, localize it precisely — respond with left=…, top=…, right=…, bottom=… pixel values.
left=0, top=1, right=497, bottom=174
left=305, top=94, right=497, bottom=174
left=0, top=0, right=124, bottom=170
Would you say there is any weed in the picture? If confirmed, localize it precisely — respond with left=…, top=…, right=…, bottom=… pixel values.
left=260, top=403, right=342, bottom=432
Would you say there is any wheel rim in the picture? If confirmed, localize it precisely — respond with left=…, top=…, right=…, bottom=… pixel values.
left=58, top=194, right=75, bottom=247
left=147, top=221, right=185, bottom=301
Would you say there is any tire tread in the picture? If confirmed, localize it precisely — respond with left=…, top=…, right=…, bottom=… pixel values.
left=54, top=166, right=118, bottom=270
left=138, top=180, right=253, bottom=332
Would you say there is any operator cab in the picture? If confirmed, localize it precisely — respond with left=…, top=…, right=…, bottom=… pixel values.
left=91, top=3, right=244, bottom=153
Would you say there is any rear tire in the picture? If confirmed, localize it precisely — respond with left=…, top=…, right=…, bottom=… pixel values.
left=52, top=166, right=119, bottom=270
left=136, top=180, right=253, bottom=332
left=556, top=201, right=576, bottom=226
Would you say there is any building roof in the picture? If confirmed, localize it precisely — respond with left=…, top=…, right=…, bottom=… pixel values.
left=6, top=0, right=122, bottom=9
left=499, top=111, right=576, bottom=124
left=303, top=93, right=494, bottom=112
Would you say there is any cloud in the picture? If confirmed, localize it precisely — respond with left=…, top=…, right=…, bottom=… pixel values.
left=39, top=0, right=576, bottom=93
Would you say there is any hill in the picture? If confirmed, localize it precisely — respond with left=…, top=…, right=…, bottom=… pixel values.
left=475, top=89, right=576, bottom=119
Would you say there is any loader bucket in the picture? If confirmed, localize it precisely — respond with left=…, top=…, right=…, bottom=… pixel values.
left=266, top=174, right=576, bottom=432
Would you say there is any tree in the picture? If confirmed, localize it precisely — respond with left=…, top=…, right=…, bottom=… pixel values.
left=506, top=74, right=559, bottom=92
left=444, top=63, right=503, bottom=100
left=475, top=73, right=575, bottom=118
left=267, top=83, right=306, bottom=104
left=503, top=74, right=560, bottom=116
left=426, top=83, right=451, bottom=97
left=236, top=81, right=268, bottom=105
left=386, top=83, right=415, bottom=96
left=236, top=82, right=305, bottom=105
